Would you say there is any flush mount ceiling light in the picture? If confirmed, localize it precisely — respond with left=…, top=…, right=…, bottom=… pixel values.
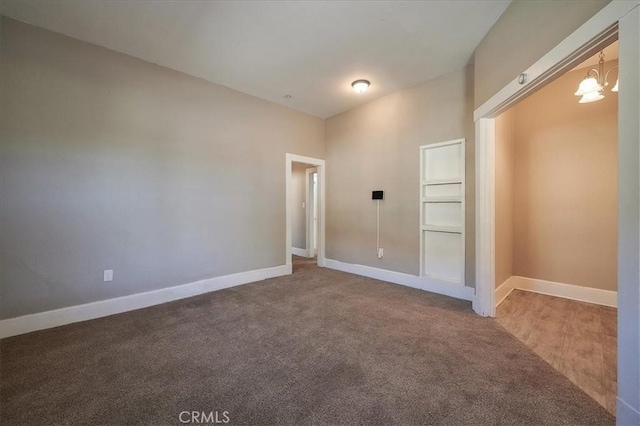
left=574, top=51, right=619, bottom=103
left=351, top=79, right=370, bottom=93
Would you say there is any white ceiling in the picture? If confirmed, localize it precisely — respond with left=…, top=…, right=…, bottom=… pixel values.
left=0, top=1, right=510, bottom=118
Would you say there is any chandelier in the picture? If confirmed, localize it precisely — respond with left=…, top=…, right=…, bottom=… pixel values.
left=574, top=51, right=619, bottom=103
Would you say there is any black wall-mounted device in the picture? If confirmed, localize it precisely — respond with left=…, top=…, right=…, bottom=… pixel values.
left=372, top=190, right=384, bottom=200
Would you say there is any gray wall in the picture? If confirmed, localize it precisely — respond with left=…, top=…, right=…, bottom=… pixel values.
left=325, top=67, right=475, bottom=286
left=474, top=0, right=611, bottom=109
left=0, top=17, right=324, bottom=319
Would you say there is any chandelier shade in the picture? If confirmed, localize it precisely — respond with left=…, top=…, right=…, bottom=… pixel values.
left=578, top=90, right=605, bottom=103
left=574, top=76, right=602, bottom=96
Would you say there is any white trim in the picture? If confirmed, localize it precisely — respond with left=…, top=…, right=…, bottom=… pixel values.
left=286, top=154, right=325, bottom=268
left=473, top=118, right=496, bottom=317
left=319, top=160, right=326, bottom=268
left=0, top=264, right=290, bottom=339
left=325, top=258, right=474, bottom=301
left=495, top=275, right=617, bottom=308
left=474, top=1, right=639, bottom=121
left=617, top=398, right=640, bottom=426
left=617, top=6, right=640, bottom=421
left=495, top=277, right=516, bottom=307
left=291, top=247, right=308, bottom=257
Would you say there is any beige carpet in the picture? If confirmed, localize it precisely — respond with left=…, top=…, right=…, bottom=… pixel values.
left=1, top=258, right=614, bottom=425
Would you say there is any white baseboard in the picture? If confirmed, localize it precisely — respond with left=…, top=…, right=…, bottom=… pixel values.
left=495, top=277, right=516, bottom=307
left=617, top=398, right=640, bottom=426
left=495, top=275, right=617, bottom=308
left=0, top=264, right=290, bottom=339
left=291, top=247, right=308, bottom=257
left=325, top=259, right=474, bottom=301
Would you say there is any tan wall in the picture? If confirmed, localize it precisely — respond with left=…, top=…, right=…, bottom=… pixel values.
left=474, top=0, right=611, bottom=109
left=495, top=109, right=515, bottom=288
left=510, top=61, right=618, bottom=291
left=291, top=163, right=311, bottom=250
left=0, top=17, right=324, bottom=319
left=325, top=67, right=475, bottom=285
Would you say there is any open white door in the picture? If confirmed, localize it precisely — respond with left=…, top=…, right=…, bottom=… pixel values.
left=305, top=167, right=318, bottom=258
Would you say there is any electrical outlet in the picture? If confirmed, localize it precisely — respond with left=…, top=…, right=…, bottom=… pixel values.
left=103, top=269, right=113, bottom=282
left=377, top=248, right=384, bottom=259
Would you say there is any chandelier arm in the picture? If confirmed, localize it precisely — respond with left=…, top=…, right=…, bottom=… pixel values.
left=604, top=65, right=619, bottom=86
left=586, top=68, right=600, bottom=79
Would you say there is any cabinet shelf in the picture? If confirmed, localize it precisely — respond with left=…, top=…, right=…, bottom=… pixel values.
left=420, top=139, right=465, bottom=284
left=422, top=225, right=462, bottom=234
left=422, top=179, right=463, bottom=186
left=421, top=196, right=462, bottom=203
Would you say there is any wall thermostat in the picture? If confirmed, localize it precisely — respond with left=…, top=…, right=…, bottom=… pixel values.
left=372, top=191, right=384, bottom=200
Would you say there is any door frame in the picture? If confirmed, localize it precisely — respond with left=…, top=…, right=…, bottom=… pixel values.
left=286, top=154, right=325, bottom=270
left=305, top=167, right=318, bottom=258
left=473, top=2, right=639, bottom=422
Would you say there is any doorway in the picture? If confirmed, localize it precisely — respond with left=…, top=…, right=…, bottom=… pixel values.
left=474, top=3, right=639, bottom=421
left=490, top=42, right=619, bottom=414
left=289, top=161, right=317, bottom=268
left=285, top=154, right=325, bottom=272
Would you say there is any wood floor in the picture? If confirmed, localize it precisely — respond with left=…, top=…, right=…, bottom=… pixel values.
left=496, top=290, right=617, bottom=415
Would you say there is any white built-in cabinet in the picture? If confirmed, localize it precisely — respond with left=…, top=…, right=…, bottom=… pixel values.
left=420, top=139, right=465, bottom=285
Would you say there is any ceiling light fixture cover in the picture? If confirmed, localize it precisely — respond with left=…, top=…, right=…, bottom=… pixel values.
left=351, top=79, right=370, bottom=93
